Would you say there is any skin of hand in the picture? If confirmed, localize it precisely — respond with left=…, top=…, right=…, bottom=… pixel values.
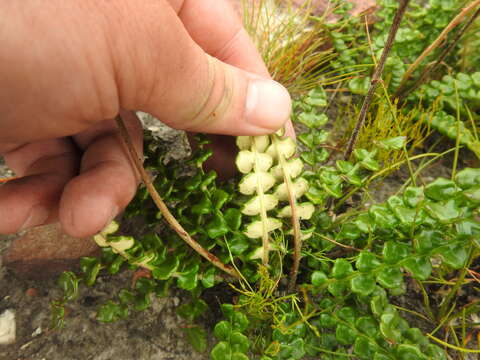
left=0, top=0, right=292, bottom=237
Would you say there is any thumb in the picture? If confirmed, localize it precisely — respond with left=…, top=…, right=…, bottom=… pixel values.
left=109, top=1, right=291, bottom=135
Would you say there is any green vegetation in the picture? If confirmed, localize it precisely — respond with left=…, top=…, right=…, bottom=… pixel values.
left=51, top=1, right=480, bottom=359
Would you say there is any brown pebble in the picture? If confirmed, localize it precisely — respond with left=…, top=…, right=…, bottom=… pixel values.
left=25, top=288, right=38, bottom=297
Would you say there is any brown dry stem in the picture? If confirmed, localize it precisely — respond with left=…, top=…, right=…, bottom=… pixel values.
left=344, top=0, right=411, bottom=160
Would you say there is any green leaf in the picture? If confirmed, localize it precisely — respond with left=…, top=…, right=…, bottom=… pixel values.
left=369, top=205, right=397, bottom=229
left=206, top=213, right=230, bottom=239
left=331, top=259, right=353, bottom=279
left=437, top=244, right=469, bottom=269
left=80, top=257, right=101, bottom=287
left=214, top=321, right=232, bottom=340
left=337, top=222, right=361, bottom=240
left=425, top=344, right=447, bottom=360
left=370, top=291, right=389, bottom=316
left=213, top=189, right=230, bottom=210
left=349, top=76, right=370, bottom=95
left=297, top=111, right=328, bottom=129
left=414, top=229, right=445, bottom=253
left=356, top=251, right=381, bottom=272
left=232, top=353, right=249, bottom=360
left=383, top=241, right=410, bottom=264
left=300, top=151, right=316, bottom=166
left=299, top=133, right=316, bottom=149
left=403, top=186, right=424, bottom=208
left=424, top=178, right=458, bottom=200
left=108, top=255, right=125, bottom=274
left=355, top=213, right=376, bottom=233
left=373, top=354, right=390, bottom=360
left=353, top=149, right=380, bottom=171
left=228, top=234, right=250, bottom=255
left=97, top=301, right=128, bottom=323
left=311, top=271, right=328, bottom=287
left=201, top=267, right=216, bottom=288
left=224, top=209, right=242, bottom=231
left=463, top=186, right=480, bottom=204
left=350, top=274, right=376, bottom=296
left=211, top=341, right=232, bottom=360
left=335, top=324, right=356, bottom=345
left=354, top=337, right=377, bottom=358
left=135, top=277, right=156, bottom=294
left=355, top=316, right=378, bottom=335
left=376, top=267, right=403, bottom=289
left=404, top=328, right=429, bottom=348
left=230, top=311, right=249, bottom=332
left=305, top=87, right=327, bottom=107
left=391, top=204, right=421, bottom=226
left=184, top=173, right=202, bottom=191
left=319, top=314, right=336, bottom=328
left=154, top=279, right=171, bottom=298
left=58, top=271, right=79, bottom=301
left=177, top=264, right=199, bottom=291
left=230, top=331, right=250, bottom=353
left=338, top=307, right=356, bottom=324
left=183, top=326, right=207, bottom=353
left=396, top=344, right=427, bottom=360
left=191, top=195, right=213, bottom=215
left=455, top=168, right=480, bottom=189
left=152, top=256, right=179, bottom=280
left=403, top=256, right=432, bottom=280
left=328, top=281, right=348, bottom=297
left=426, top=199, right=462, bottom=222
left=118, top=289, right=135, bottom=305
left=278, top=338, right=305, bottom=360
left=379, top=313, right=402, bottom=342
left=133, top=292, right=151, bottom=311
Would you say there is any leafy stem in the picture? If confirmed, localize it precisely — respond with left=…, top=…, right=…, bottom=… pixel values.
left=114, top=114, right=240, bottom=279
left=396, top=0, right=480, bottom=94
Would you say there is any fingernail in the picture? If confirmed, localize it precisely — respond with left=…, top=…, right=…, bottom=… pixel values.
left=20, top=205, right=50, bottom=231
left=246, top=79, right=292, bottom=131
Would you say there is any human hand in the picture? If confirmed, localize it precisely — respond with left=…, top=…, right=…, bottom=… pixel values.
left=0, top=0, right=292, bottom=237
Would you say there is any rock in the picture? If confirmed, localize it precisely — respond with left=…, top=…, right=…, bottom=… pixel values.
left=0, top=309, right=15, bottom=345
left=2, top=223, right=99, bottom=279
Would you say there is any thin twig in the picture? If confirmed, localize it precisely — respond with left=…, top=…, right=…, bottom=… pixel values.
left=395, top=0, right=480, bottom=96
left=114, top=115, right=240, bottom=279
left=344, top=0, right=411, bottom=160
left=397, top=7, right=480, bottom=101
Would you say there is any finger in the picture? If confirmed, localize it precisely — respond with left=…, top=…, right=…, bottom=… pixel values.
left=0, top=139, right=79, bottom=234
left=59, top=111, right=142, bottom=237
left=173, top=0, right=270, bottom=77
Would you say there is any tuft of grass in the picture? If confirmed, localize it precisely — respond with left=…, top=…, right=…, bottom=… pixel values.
left=346, top=97, right=433, bottom=171
left=242, top=0, right=342, bottom=97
